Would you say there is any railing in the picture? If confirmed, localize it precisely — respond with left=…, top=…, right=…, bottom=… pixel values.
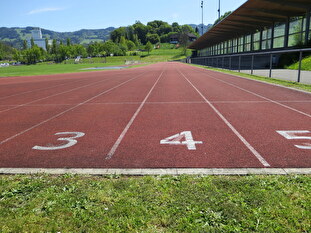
left=185, top=48, right=311, bottom=83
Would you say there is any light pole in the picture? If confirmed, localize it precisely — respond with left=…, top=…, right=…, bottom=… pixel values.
left=218, top=0, right=220, bottom=19
left=201, top=1, right=204, bottom=35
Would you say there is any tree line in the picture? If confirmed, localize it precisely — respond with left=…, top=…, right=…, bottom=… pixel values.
left=0, top=20, right=198, bottom=65
left=110, top=20, right=198, bottom=45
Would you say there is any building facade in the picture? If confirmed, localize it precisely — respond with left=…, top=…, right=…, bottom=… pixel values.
left=189, top=0, right=311, bottom=57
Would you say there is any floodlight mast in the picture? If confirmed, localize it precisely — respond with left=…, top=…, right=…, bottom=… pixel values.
left=218, top=0, right=220, bottom=19
left=201, top=1, right=204, bottom=35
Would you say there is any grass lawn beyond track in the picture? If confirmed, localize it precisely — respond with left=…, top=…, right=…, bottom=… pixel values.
left=0, top=174, right=310, bottom=232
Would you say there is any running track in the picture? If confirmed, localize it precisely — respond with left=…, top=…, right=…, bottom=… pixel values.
left=0, top=62, right=310, bottom=174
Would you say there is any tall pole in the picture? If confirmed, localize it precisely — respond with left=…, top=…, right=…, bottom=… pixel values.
left=201, top=1, right=204, bottom=36
left=218, top=0, right=220, bottom=19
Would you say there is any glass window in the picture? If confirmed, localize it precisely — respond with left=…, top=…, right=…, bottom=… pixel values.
left=274, top=23, right=285, bottom=37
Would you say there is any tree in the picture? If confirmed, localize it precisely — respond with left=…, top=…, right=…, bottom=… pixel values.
left=214, top=11, right=232, bottom=25
left=146, top=34, right=160, bottom=44
left=30, top=38, right=35, bottom=48
left=23, top=40, right=28, bottom=50
left=145, top=41, right=153, bottom=54
left=126, top=40, right=136, bottom=51
left=51, top=39, right=57, bottom=54
left=45, top=38, right=50, bottom=53
left=66, top=38, right=71, bottom=46
left=133, top=22, right=148, bottom=44
left=179, top=27, right=191, bottom=55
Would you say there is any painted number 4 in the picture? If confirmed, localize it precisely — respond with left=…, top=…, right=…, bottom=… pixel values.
left=160, top=131, right=202, bottom=150
left=277, top=130, right=311, bottom=149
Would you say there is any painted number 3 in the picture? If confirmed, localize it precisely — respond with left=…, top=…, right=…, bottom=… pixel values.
left=32, top=132, right=85, bottom=150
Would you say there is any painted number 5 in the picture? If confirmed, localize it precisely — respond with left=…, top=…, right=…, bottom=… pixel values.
left=32, top=132, right=85, bottom=150
left=277, top=130, right=311, bottom=149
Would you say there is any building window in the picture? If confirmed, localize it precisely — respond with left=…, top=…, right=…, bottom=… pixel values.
left=288, top=16, right=305, bottom=47
left=273, top=22, right=285, bottom=48
left=262, top=28, right=272, bottom=49
left=228, top=40, right=232, bottom=54
left=232, top=38, right=237, bottom=53
left=253, top=31, right=260, bottom=50
left=238, top=36, right=244, bottom=52
left=244, top=34, right=251, bottom=52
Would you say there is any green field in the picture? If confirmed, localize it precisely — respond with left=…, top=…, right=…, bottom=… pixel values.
left=287, top=55, right=311, bottom=71
left=0, top=45, right=189, bottom=77
left=0, top=174, right=310, bottom=232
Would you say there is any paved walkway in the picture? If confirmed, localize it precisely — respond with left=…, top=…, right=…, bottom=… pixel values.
left=234, top=69, right=311, bottom=84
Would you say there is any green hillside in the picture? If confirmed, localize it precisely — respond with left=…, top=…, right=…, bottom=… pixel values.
left=0, top=27, right=115, bottom=48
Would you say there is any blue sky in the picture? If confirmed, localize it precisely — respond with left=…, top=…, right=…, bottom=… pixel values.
left=1, top=0, right=246, bottom=32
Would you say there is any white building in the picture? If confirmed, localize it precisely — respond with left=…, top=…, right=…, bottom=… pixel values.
left=28, top=28, right=51, bottom=50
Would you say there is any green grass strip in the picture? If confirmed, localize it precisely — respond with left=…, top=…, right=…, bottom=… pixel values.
left=0, top=174, right=310, bottom=232
left=189, top=64, right=311, bottom=93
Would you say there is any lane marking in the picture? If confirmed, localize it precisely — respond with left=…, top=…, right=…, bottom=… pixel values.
left=194, top=68, right=311, bottom=118
left=160, top=131, right=203, bottom=150
left=277, top=130, right=311, bottom=149
left=1, top=100, right=310, bottom=108
left=178, top=69, right=271, bottom=167
left=33, top=132, right=85, bottom=150
left=0, top=79, right=83, bottom=100
left=0, top=73, right=133, bottom=114
left=0, top=71, right=148, bottom=146
left=106, top=70, right=165, bottom=159
left=0, top=168, right=310, bottom=175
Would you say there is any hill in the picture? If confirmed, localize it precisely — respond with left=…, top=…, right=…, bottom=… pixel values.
left=0, top=26, right=115, bottom=48
left=188, top=23, right=212, bottom=33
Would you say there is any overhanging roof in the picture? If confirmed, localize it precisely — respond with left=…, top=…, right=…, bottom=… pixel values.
left=188, top=0, right=311, bottom=50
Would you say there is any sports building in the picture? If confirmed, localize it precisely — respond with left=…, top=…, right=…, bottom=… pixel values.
left=187, top=0, right=311, bottom=83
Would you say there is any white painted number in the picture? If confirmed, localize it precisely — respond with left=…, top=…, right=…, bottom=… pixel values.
left=32, top=132, right=85, bottom=150
left=276, top=130, right=311, bottom=149
left=160, top=131, right=202, bottom=150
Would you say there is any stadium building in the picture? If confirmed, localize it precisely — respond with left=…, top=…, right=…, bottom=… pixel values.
left=188, top=0, right=311, bottom=83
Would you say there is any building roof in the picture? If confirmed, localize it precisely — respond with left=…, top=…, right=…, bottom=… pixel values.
left=188, top=0, right=311, bottom=50
left=170, top=33, right=197, bottom=39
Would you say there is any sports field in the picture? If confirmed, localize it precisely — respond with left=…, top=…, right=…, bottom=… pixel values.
left=0, top=62, right=310, bottom=175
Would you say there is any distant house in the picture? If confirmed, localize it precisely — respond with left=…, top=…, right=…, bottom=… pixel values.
left=169, top=33, right=197, bottom=44
left=28, top=28, right=51, bottom=50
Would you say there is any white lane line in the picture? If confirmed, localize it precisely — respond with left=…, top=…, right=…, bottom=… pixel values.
left=106, top=70, right=164, bottom=159
left=197, top=69, right=311, bottom=118
left=1, top=100, right=310, bottom=108
left=178, top=69, right=270, bottom=167
left=0, top=72, right=147, bottom=146
left=0, top=79, right=84, bottom=100
left=0, top=73, right=132, bottom=114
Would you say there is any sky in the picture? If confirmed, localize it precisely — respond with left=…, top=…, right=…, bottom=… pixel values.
left=0, top=0, right=247, bottom=32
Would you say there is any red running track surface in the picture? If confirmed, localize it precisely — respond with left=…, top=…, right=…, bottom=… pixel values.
left=0, top=62, right=310, bottom=169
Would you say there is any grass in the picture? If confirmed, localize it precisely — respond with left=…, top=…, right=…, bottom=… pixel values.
left=0, top=45, right=189, bottom=77
left=287, top=55, right=311, bottom=71
left=190, top=64, right=311, bottom=92
left=0, top=174, right=310, bottom=232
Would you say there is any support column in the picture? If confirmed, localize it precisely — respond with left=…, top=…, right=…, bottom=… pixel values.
left=284, top=17, right=290, bottom=48
left=305, top=10, right=310, bottom=44
left=271, top=22, right=275, bottom=49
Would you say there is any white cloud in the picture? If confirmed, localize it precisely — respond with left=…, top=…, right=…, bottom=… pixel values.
left=27, top=7, right=64, bottom=15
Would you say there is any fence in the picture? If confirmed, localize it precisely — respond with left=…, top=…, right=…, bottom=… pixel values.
left=185, top=48, right=311, bottom=83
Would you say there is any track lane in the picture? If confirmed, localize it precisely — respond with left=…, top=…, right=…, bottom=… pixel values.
left=106, top=63, right=265, bottom=168
left=0, top=66, right=153, bottom=146
left=180, top=63, right=311, bottom=167
left=0, top=64, right=165, bottom=168
left=187, top=66, right=311, bottom=116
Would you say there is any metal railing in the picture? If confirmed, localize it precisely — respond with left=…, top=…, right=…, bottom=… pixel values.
left=186, top=48, right=311, bottom=83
